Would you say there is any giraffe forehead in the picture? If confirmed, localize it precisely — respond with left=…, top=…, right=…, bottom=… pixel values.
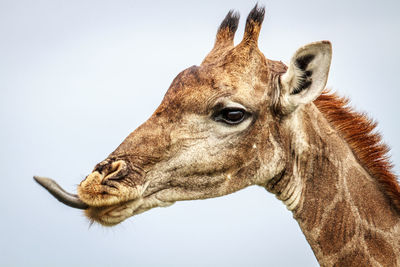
left=155, top=53, right=285, bottom=119
left=166, top=64, right=268, bottom=99
left=161, top=83, right=255, bottom=119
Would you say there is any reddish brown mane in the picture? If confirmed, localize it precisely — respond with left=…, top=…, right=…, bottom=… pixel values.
left=314, top=91, right=400, bottom=213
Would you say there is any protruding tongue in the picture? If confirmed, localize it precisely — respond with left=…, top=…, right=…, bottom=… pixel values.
left=34, top=176, right=89, bottom=210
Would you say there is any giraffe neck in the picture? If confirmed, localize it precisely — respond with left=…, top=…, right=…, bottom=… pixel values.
left=267, top=104, right=400, bottom=266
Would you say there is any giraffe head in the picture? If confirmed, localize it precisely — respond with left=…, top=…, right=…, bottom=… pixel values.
left=37, top=6, right=332, bottom=226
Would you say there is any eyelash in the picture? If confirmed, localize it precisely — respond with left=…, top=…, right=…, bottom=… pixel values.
left=213, top=107, right=249, bottom=125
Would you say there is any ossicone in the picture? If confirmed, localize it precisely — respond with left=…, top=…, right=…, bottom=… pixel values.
left=202, top=5, right=266, bottom=65
left=242, top=4, right=266, bottom=44
left=216, top=10, right=240, bottom=45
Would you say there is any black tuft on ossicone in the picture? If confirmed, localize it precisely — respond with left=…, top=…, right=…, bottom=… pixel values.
left=242, top=4, right=265, bottom=42
left=246, top=4, right=265, bottom=25
left=219, top=10, right=240, bottom=33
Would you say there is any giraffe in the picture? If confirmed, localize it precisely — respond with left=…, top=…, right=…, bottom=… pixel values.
left=34, top=5, right=400, bottom=266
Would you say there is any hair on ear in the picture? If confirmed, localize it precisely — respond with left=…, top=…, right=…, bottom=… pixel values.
left=290, top=55, right=315, bottom=95
left=291, top=54, right=315, bottom=95
left=295, top=54, right=315, bottom=70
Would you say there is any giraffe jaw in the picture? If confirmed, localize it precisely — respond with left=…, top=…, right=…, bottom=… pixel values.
left=84, top=191, right=175, bottom=226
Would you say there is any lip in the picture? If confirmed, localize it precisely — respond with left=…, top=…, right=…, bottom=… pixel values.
left=85, top=188, right=175, bottom=226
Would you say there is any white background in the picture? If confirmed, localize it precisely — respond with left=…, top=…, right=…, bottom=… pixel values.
left=1, top=0, right=399, bottom=266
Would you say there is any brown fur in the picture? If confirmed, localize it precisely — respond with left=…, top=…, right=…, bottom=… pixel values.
left=314, top=91, right=400, bottom=213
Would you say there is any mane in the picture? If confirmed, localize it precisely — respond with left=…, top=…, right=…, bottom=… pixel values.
left=314, top=91, right=400, bottom=212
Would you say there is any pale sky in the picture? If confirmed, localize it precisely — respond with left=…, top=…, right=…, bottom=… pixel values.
left=1, top=0, right=399, bottom=266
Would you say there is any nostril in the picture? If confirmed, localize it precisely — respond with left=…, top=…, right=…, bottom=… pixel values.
left=109, top=161, right=122, bottom=173
left=93, top=160, right=110, bottom=174
left=102, top=160, right=128, bottom=182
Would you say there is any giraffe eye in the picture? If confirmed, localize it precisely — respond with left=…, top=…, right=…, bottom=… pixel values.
left=214, top=108, right=247, bottom=125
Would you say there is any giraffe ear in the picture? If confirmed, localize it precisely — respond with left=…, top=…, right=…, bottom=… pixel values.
left=279, top=41, right=332, bottom=112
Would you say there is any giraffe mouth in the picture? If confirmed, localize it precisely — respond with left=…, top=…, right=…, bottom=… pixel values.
left=34, top=176, right=174, bottom=225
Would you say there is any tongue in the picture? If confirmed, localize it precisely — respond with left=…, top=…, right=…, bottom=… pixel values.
left=34, top=176, right=89, bottom=210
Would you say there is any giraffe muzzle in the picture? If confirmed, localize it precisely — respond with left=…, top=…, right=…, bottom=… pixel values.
left=34, top=176, right=89, bottom=209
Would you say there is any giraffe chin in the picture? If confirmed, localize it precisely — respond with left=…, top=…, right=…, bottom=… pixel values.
left=84, top=193, right=175, bottom=226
